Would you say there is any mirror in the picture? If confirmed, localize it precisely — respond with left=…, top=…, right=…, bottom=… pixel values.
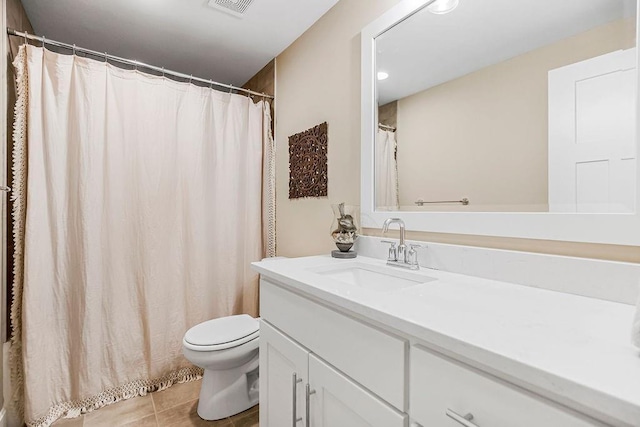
left=373, top=0, right=637, bottom=213
left=360, top=0, right=640, bottom=246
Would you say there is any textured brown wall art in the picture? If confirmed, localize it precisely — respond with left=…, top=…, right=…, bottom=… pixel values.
left=289, top=122, right=328, bottom=199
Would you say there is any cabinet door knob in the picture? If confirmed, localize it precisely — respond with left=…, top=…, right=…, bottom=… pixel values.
left=446, top=409, right=478, bottom=427
left=292, top=373, right=303, bottom=426
left=305, top=383, right=316, bottom=427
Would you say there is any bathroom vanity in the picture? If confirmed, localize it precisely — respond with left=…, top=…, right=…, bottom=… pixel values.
left=252, top=256, right=640, bottom=427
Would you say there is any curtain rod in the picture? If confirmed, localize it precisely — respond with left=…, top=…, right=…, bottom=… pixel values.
left=7, top=28, right=274, bottom=100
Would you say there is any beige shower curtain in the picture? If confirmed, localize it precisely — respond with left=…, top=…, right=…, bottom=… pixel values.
left=10, top=44, right=275, bottom=427
left=375, top=128, right=399, bottom=210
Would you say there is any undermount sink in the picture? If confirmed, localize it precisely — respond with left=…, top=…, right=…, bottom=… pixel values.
left=310, top=262, right=436, bottom=292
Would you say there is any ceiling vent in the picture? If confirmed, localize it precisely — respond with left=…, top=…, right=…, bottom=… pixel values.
left=207, top=0, right=255, bottom=18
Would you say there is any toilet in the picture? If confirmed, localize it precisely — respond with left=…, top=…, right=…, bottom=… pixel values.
left=182, top=314, right=260, bottom=420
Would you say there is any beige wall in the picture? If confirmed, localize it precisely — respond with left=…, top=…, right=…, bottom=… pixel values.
left=242, top=58, right=275, bottom=136
left=242, top=59, right=275, bottom=97
left=275, top=0, right=402, bottom=257
left=378, top=101, right=397, bottom=129
left=6, top=0, right=32, bottom=56
left=395, top=19, right=633, bottom=211
left=275, top=1, right=640, bottom=263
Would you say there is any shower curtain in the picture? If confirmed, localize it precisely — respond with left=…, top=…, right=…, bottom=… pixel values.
left=10, top=44, right=275, bottom=427
left=375, top=128, right=399, bottom=210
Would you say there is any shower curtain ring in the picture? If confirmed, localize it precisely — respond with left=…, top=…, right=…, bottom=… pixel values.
left=104, top=52, right=108, bottom=63
left=162, top=67, right=165, bottom=78
left=23, top=31, right=28, bottom=46
left=209, top=79, right=213, bottom=89
left=189, top=74, right=193, bottom=84
left=229, top=84, right=234, bottom=94
left=42, top=35, right=45, bottom=48
left=72, top=44, right=76, bottom=56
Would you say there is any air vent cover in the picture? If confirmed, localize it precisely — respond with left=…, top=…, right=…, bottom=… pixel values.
left=207, top=0, right=255, bottom=18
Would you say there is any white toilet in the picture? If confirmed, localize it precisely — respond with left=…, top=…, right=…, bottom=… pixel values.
left=182, top=314, right=260, bottom=420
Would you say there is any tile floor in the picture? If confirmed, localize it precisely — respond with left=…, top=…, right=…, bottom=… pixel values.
left=51, top=379, right=258, bottom=427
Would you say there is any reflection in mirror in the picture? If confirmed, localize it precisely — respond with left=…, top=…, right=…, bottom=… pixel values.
left=375, top=0, right=638, bottom=213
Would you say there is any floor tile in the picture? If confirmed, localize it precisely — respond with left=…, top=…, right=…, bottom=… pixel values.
left=83, top=394, right=155, bottom=427
left=231, top=410, right=258, bottom=427
left=156, top=399, right=232, bottom=427
left=230, top=405, right=258, bottom=420
left=121, top=414, right=158, bottom=427
left=51, top=416, right=84, bottom=427
left=152, top=380, right=202, bottom=413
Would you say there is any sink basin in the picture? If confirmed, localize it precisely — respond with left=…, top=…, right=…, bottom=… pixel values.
left=310, top=262, right=436, bottom=292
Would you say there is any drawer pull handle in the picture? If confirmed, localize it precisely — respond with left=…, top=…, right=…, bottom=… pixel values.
left=292, top=373, right=303, bottom=426
left=446, top=409, right=478, bottom=427
left=305, top=383, right=316, bottom=427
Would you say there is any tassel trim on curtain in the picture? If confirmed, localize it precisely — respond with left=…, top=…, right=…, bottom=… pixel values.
left=262, top=101, right=276, bottom=258
left=28, top=368, right=203, bottom=427
left=9, top=44, right=28, bottom=424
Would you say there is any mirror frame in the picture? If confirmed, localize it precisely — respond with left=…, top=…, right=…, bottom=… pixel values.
left=361, top=0, right=640, bottom=245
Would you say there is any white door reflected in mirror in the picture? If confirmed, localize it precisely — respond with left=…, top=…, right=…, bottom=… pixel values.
left=549, top=49, right=637, bottom=213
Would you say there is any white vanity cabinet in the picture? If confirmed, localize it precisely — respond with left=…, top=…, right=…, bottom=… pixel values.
left=259, top=278, right=408, bottom=427
left=259, top=320, right=308, bottom=426
left=410, top=346, right=604, bottom=427
left=260, top=321, right=406, bottom=427
left=254, top=256, right=640, bottom=427
left=259, top=279, right=605, bottom=427
left=307, top=354, right=406, bottom=427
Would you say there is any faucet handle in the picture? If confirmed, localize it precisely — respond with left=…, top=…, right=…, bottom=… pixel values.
left=408, top=244, right=422, bottom=268
left=381, top=240, right=398, bottom=261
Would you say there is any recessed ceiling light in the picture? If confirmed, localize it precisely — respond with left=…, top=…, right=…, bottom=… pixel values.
left=427, top=0, right=459, bottom=14
left=377, top=71, right=389, bottom=81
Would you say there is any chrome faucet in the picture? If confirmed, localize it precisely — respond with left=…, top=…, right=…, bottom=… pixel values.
left=382, top=218, right=407, bottom=262
left=382, top=218, right=421, bottom=270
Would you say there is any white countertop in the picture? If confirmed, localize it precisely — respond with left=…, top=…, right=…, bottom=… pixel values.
left=252, top=255, right=640, bottom=427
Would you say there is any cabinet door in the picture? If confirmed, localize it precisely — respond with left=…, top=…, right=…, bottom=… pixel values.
left=308, top=355, right=407, bottom=427
left=260, top=320, right=309, bottom=427
left=261, top=278, right=407, bottom=410
left=410, top=345, right=603, bottom=427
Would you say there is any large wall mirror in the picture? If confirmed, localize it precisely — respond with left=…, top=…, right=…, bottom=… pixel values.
left=361, top=0, right=640, bottom=245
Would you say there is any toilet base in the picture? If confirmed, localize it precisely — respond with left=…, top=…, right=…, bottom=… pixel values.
left=196, top=352, right=260, bottom=420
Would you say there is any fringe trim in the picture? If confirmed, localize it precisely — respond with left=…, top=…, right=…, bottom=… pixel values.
left=27, top=367, right=204, bottom=427
left=263, top=101, right=276, bottom=257
left=9, top=44, right=29, bottom=423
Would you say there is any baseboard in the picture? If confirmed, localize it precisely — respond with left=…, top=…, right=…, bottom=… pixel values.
left=0, top=407, right=7, bottom=427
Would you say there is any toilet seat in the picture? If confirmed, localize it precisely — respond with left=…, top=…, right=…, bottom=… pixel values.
left=183, top=314, right=259, bottom=352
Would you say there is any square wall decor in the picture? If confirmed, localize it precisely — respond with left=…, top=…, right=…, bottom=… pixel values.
left=289, top=122, right=328, bottom=199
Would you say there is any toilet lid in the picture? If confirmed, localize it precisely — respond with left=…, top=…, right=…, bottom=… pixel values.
left=184, top=314, right=259, bottom=347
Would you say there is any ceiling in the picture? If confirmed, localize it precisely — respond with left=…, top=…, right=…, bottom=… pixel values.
left=20, top=0, right=339, bottom=87
left=376, top=0, right=636, bottom=105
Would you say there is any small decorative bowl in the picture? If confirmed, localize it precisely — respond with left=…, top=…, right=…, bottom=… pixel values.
left=335, top=242, right=354, bottom=252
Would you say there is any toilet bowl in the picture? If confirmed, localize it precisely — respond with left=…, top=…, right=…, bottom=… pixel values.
left=182, top=314, right=260, bottom=420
